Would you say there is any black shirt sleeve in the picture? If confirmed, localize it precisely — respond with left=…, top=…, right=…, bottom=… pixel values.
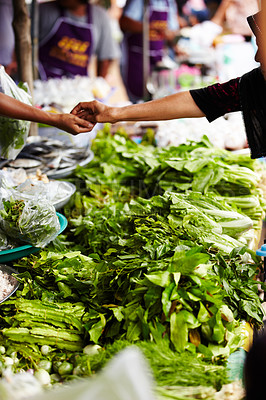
left=190, top=77, right=241, bottom=122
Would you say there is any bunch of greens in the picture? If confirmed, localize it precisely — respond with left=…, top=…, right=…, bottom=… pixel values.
left=0, top=199, right=25, bottom=226
left=9, top=238, right=264, bottom=360
left=72, top=126, right=265, bottom=230
left=89, top=339, right=230, bottom=395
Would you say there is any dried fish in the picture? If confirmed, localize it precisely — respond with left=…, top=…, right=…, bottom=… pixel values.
left=8, top=159, right=42, bottom=169
left=4, top=135, right=94, bottom=178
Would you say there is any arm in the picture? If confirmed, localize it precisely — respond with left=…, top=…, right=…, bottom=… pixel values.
left=119, top=15, right=143, bottom=33
left=211, top=0, right=232, bottom=26
left=71, top=91, right=205, bottom=124
left=97, top=59, right=112, bottom=78
left=0, top=92, right=93, bottom=135
left=119, top=15, right=178, bottom=41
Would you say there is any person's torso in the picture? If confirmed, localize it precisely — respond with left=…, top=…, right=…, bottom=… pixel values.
left=125, top=0, right=170, bottom=56
left=38, top=3, right=93, bottom=79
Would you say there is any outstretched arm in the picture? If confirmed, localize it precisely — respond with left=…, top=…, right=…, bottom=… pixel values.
left=0, top=92, right=94, bottom=135
left=71, top=91, right=205, bottom=125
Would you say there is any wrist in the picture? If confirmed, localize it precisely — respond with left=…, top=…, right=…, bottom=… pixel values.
left=45, top=111, right=59, bottom=126
left=108, top=106, right=120, bottom=123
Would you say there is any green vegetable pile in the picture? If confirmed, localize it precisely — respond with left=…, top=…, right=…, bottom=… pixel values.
left=0, top=127, right=265, bottom=398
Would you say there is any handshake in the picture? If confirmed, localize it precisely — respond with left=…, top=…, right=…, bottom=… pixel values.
left=68, top=100, right=115, bottom=135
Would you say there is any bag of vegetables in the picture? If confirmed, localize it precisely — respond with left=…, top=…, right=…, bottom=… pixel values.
left=0, top=65, right=31, bottom=160
left=0, top=185, right=61, bottom=248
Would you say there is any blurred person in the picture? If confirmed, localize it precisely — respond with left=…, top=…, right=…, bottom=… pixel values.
left=214, top=0, right=259, bottom=39
left=0, top=0, right=17, bottom=79
left=38, top=0, right=120, bottom=80
left=177, top=0, right=210, bottom=27
left=107, top=0, right=124, bottom=44
left=119, top=0, right=180, bottom=103
left=71, top=10, right=266, bottom=160
left=204, top=0, right=221, bottom=18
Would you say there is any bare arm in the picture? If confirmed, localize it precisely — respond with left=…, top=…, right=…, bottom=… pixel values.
left=97, top=59, right=112, bottom=78
left=119, top=15, right=143, bottom=33
left=119, top=15, right=178, bottom=42
left=0, top=92, right=93, bottom=134
left=211, top=0, right=232, bottom=26
left=71, top=91, right=205, bottom=125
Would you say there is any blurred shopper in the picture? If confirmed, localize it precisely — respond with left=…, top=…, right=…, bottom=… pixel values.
left=212, top=0, right=259, bottom=38
left=38, top=0, right=120, bottom=80
left=204, top=0, right=221, bottom=18
left=177, top=0, right=210, bottom=26
left=119, top=0, right=179, bottom=103
left=0, top=0, right=17, bottom=79
left=71, top=11, right=266, bottom=160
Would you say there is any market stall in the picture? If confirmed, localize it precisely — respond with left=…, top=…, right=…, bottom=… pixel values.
left=0, top=2, right=266, bottom=399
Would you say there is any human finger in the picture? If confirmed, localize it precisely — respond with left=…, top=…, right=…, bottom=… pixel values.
left=72, top=117, right=96, bottom=134
left=71, top=102, right=93, bottom=115
left=74, top=110, right=96, bottom=121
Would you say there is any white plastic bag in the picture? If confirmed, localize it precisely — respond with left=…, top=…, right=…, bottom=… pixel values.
left=0, top=65, right=32, bottom=160
left=30, top=347, right=156, bottom=400
left=0, top=181, right=61, bottom=248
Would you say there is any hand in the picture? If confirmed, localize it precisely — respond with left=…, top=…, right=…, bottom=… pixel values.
left=53, top=113, right=96, bottom=135
left=71, top=100, right=113, bottom=124
left=5, top=60, right=18, bottom=79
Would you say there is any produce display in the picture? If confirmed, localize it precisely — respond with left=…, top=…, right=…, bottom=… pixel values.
left=0, top=126, right=266, bottom=399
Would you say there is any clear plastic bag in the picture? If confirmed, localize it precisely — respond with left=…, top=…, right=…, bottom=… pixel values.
left=0, top=65, right=32, bottom=160
left=30, top=347, right=156, bottom=400
left=0, top=183, right=61, bottom=248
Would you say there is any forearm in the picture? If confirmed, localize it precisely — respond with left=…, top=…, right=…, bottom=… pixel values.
left=0, top=93, right=59, bottom=125
left=110, top=91, right=205, bottom=122
left=211, top=0, right=231, bottom=26
left=97, top=59, right=111, bottom=78
left=119, top=15, right=143, bottom=33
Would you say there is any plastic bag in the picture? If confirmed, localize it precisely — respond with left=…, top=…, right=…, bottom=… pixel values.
left=31, top=347, right=156, bottom=400
left=0, top=65, right=32, bottom=160
left=15, top=179, right=76, bottom=209
left=0, top=183, right=61, bottom=248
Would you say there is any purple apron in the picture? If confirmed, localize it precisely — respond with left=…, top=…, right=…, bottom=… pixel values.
left=125, top=0, right=169, bottom=99
left=39, top=4, right=93, bottom=80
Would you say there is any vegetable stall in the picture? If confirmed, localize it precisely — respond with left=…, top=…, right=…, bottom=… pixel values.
left=0, top=125, right=265, bottom=399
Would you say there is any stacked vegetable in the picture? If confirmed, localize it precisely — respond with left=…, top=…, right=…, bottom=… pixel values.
left=0, top=127, right=266, bottom=399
